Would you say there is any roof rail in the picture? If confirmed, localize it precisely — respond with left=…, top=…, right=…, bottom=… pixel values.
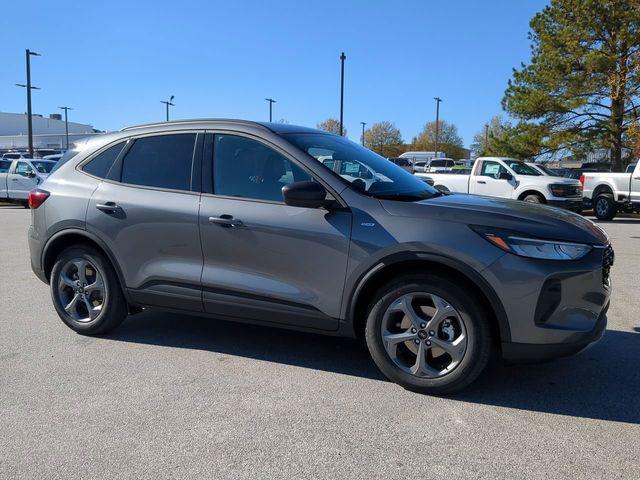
left=120, top=118, right=268, bottom=132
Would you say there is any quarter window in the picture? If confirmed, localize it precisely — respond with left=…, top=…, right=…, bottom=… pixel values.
left=121, top=134, right=196, bottom=191
left=213, top=134, right=310, bottom=202
left=83, top=142, right=125, bottom=179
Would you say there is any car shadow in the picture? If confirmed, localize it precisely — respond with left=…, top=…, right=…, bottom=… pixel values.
left=107, top=312, right=640, bottom=424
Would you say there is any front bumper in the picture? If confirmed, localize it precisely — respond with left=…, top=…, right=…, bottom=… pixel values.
left=481, top=245, right=612, bottom=363
left=547, top=198, right=583, bottom=212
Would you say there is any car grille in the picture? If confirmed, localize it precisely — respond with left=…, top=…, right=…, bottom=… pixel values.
left=602, top=245, right=614, bottom=287
left=567, top=185, right=583, bottom=197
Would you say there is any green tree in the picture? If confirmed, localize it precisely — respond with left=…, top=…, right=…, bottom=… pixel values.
left=317, top=118, right=346, bottom=136
left=364, top=121, right=403, bottom=157
left=470, top=115, right=509, bottom=157
left=503, top=0, right=640, bottom=171
left=411, top=120, right=465, bottom=159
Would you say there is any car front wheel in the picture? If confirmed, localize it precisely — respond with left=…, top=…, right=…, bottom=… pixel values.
left=365, top=274, right=492, bottom=395
left=50, top=245, right=128, bottom=335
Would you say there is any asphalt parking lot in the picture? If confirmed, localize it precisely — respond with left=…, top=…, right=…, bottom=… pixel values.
left=1, top=206, right=638, bottom=479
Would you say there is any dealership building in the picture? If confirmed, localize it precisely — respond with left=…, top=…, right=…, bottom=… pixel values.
left=0, top=111, right=99, bottom=150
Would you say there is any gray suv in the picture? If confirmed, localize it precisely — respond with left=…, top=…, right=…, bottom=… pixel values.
left=28, top=120, right=613, bottom=394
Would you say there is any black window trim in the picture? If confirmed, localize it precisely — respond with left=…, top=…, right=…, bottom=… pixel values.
left=201, top=128, right=348, bottom=208
left=77, top=139, right=130, bottom=181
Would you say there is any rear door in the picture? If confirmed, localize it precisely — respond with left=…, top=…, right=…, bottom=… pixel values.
left=85, top=132, right=204, bottom=312
left=8, top=161, right=38, bottom=199
left=198, top=132, right=352, bottom=331
left=470, top=160, right=515, bottom=198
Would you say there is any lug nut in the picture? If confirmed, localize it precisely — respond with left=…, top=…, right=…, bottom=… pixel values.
left=411, top=328, right=417, bottom=334
left=425, top=340, right=431, bottom=346
left=429, top=330, right=435, bottom=336
left=414, top=339, right=420, bottom=345
left=420, top=323, right=426, bottom=329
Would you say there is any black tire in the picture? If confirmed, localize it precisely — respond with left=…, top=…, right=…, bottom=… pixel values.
left=522, top=193, right=543, bottom=203
left=594, top=194, right=617, bottom=220
left=434, top=185, right=449, bottom=192
left=50, top=245, right=128, bottom=335
left=365, top=274, right=492, bottom=395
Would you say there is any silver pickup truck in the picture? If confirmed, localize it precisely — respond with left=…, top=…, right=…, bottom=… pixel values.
left=0, top=158, right=56, bottom=207
left=582, top=163, right=640, bottom=220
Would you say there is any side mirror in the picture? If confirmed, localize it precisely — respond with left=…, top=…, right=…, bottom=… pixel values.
left=26, top=171, right=37, bottom=178
left=499, top=172, right=513, bottom=181
left=282, top=181, right=327, bottom=208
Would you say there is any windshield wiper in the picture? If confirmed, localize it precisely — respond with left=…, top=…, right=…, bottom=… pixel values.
left=375, top=191, right=442, bottom=201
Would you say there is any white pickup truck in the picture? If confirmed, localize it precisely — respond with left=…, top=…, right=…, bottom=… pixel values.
left=581, top=162, right=640, bottom=220
left=417, top=156, right=584, bottom=212
left=0, top=158, right=56, bottom=207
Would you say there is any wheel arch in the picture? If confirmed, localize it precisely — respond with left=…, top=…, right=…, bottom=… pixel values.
left=517, top=189, right=547, bottom=202
left=42, top=229, right=130, bottom=302
left=592, top=183, right=614, bottom=199
left=347, top=253, right=511, bottom=344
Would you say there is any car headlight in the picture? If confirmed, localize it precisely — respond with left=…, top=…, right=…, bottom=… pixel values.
left=471, top=226, right=592, bottom=260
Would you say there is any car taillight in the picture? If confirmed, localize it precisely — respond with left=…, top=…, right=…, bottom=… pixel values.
left=579, top=175, right=585, bottom=186
left=28, top=189, right=50, bottom=209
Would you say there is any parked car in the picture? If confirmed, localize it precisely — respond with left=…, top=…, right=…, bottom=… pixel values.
left=388, top=157, right=413, bottom=173
left=427, top=158, right=456, bottom=173
left=418, top=157, right=583, bottom=212
left=581, top=162, right=640, bottom=219
left=413, top=161, right=428, bottom=173
left=28, top=120, right=612, bottom=394
left=450, top=165, right=472, bottom=175
left=2, top=151, right=32, bottom=160
left=0, top=158, right=55, bottom=206
left=526, top=162, right=560, bottom=177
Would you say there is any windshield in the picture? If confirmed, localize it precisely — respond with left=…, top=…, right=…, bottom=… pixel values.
left=504, top=160, right=541, bottom=176
left=283, top=133, right=440, bottom=201
left=31, top=161, right=55, bottom=173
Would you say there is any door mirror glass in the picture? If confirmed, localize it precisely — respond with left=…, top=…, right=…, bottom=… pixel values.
left=498, top=172, right=513, bottom=181
left=282, top=181, right=327, bottom=208
left=26, top=170, right=37, bottom=178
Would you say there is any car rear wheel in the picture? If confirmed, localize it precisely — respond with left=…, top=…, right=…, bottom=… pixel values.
left=50, top=245, right=128, bottom=335
left=365, top=274, right=492, bottom=394
left=594, top=194, right=617, bottom=220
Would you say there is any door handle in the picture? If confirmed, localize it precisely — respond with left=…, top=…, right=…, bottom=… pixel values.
left=11, top=178, right=19, bottom=182
left=209, top=215, right=244, bottom=227
left=477, top=180, right=486, bottom=184
left=96, top=202, right=121, bottom=214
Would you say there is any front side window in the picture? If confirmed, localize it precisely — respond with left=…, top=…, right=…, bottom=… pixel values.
left=213, top=134, right=311, bottom=202
left=480, top=161, right=508, bottom=179
left=82, top=142, right=125, bottom=179
left=283, top=133, right=440, bottom=201
left=121, top=134, right=196, bottom=191
left=15, top=162, right=34, bottom=176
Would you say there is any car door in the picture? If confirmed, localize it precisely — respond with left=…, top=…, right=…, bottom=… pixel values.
left=198, top=132, right=352, bottom=331
left=8, top=161, right=38, bottom=199
left=471, top=160, right=515, bottom=198
left=85, top=132, right=205, bottom=312
left=0, top=160, right=11, bottom=198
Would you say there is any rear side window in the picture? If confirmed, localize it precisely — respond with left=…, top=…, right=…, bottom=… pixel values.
left=121, top=134, right=196, bottom=191
left=83, top=142, right=125, bottom=179
left=0, top=160, right=11, bottom=173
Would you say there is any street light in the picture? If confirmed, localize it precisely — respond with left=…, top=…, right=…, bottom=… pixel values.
left=339, top=52, right=346, bottom=136
left=433, top=97, right=442, bottom=160
left=58, top=106, right=73, bottom=150
left=160, top=95, right=175, bottom=121
left=15, top=49, right=41, bottom=157
left=265, top=98, right=276, bottom=122
left=360, top=121, right=366, bottom=146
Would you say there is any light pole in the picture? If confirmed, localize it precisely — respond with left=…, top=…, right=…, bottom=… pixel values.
left=360, top=121, right=366, bottom=146
left=265, top=98, right=276, bottom=122
left=15, top=49, right=41, bottom=157
left=433, top=97, right=442, bottom=160
left=339, top=52, right=346, bottom=136
left=58, top=106, right=73, bottom=150
left=484, top=123, right=489, bottom=155
left=160, top=95, right=175, bottom=121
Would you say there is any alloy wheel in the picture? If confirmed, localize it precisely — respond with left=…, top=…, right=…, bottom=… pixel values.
left=56, top=259, right=106, bottom=323
left=380, top=292, right=468, bottom=378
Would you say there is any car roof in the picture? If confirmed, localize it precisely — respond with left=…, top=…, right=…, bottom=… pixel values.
left=120, top=118, right=328, bottom=135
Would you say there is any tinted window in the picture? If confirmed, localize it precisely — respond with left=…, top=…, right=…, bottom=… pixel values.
left=214, top=134, right=310, bottom=202
left=0, top=160, right=11, bottom=173
left=121, top=134, right=196, bottom=191
left=83, top=142, right=125, bottom=179
left=31, top=161, right=55, bottom=173
left=50, top=149, right=80, bottom=174
left=4, top=154, right=20, bottom=159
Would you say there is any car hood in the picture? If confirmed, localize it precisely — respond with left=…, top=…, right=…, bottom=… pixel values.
left=381, top=192, right=609, bottom=245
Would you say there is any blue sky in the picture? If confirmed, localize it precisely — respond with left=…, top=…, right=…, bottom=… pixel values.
left=1, top=0, right=548, bottom=146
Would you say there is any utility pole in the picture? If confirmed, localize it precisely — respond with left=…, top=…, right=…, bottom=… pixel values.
left=339, top=52, right=346, bottom=136
left=433, top=97, right=442, bottom=160
left=360, top=121, right=366, bottom=146
left=265, top=98, right=276, bottom=122
left=58, top=106, right=73, bottom=150
left=15, top=49, right=41, bottom=157
left=160, top=95, right=175, bottom=121
left=484, top=123, right=489, bottom=155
